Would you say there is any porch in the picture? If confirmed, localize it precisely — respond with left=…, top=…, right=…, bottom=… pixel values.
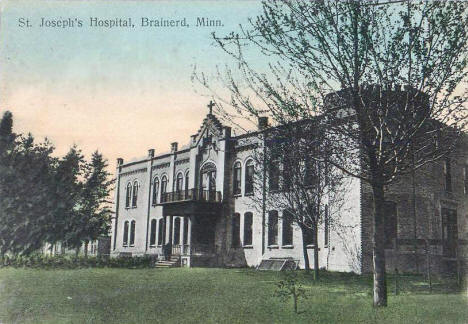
left=156, top=189, right=223, bottom=267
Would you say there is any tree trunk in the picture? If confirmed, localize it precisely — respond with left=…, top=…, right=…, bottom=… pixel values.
left=300, top=225, right=310, bottom=274
left=372, top=181, right=388, bottom=307
left=84, top=240, right=89, bottom=259
left=313, top=222, right=319, bottom=281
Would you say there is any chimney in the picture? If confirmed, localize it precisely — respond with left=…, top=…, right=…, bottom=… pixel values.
left=171, top=142, right=178, bottom=153
left=148, top=148, right=155, bottom=158
left=117, top=158, right=124, bottom=166
left=258, top=117, right=269, bottom=130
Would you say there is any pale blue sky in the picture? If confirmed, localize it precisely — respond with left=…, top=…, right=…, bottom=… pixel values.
left=0, top=0, right=264, bottom=166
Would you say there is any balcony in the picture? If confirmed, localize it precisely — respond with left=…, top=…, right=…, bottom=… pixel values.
left=160, top=189, right=222, bottom=204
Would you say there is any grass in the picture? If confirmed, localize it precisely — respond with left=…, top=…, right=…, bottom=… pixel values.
left=0, top=267, right=466, bottom=323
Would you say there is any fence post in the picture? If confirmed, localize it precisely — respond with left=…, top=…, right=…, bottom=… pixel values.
left=395, top=268, right=399, bottom=295
left=425, top=239, right=432, bottom=293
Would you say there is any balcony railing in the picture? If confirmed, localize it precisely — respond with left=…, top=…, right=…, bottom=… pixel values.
left=160, top=189, right=222, bottom=204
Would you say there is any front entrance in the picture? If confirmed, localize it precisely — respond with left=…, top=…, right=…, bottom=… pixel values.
left=442, top=208, right=458, bottom=258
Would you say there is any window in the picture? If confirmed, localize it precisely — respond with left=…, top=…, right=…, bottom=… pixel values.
left=282, top=210, right=293, bottom=246
left=441, top=208, right=458, bottom=257
left=176, top=173, right=183, bottom=192
left=183, top=217, right=189, bottom=245
left=444, top=157, right=452, bottom=193
left=185, top=172, right=190, bottom=192
left=243, top=212, right=253, bottom=246
left=132, top=181, right=138, bottom=207
left=173, top=218, right=181, bottom=245
left=245, top=160, right=254, bottom=195
left=123, top=221, right=129, bottom=246
left=384, top=201, right=397, bottom=248
left=125, top=183, right=132, bottom=208
left=268, top=210, right=278, bottom=246
left=152, top=178, right=159, bottom=205
left=233, top=162, right=242, bottom=195
left=157, top=218, right=164, bottom=245
left=129, top=220, right=136, bottom=246
left=150, top=219, right=157, bottom=246
left=160, top=176, right=168, bottom=203
left=232, top=213, right=241, bottom=248
left=464, top=165, right=468, bottom=194
left=324, top=205, right=329, bottom=247
left=303, top=225, right=315, bottom=246
left=282, top=161, right=291, bottom=192
left=269, top=161, right=280, bottom=191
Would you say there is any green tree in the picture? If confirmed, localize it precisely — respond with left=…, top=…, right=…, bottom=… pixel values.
left=0, top=112, right=57, bottom=256
left=79, top=151, right=114, bottom=257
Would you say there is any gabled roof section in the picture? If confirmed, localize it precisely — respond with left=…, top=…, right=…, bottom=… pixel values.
left=192, top=113, right=225, bottom=146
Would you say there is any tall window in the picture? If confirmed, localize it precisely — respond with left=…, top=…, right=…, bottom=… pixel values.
left=152, top=178, right=159, bottom=206
left=233, top=162, right=242, bottom=195
left=384, top=201, right=397, bottom=248
left=324, top=205, right=329, bottom=247
left=125, top=183, right=132, bottom=208
left=176, top=173, right=183, bottom=192
left=123, top=221, right=129, bottom=246
left=149, top=219, right=157, bottom=246
left=232, top=213, right=241, bottom=248
left=444, top=157, right=452, bottom=193
left=161, top=176, right=168, bottom=202
left=245, top=160, right=254, bottom=195
left=183, top=217, right=189, bottom=245
left=185, top=172, right=190, bottom=192
left=173, top=218, right=181, bottom=245
left=243, top=212, right=253, bottom=246
left=282, top=210, right=293, bottom=246
left=269, top=161, right=280, bottom=191
left=157, top=218, right=164, bottom=245
left=132, top=181, right=138, bottom=207
left=268, top=210, right=278, bottom=246
left=129, top=220, right=136, bottom=246
left=303, top=225, right=315, bottom=246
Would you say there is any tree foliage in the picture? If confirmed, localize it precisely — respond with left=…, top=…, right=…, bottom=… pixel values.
left=0, top=111, right=113, bottom=256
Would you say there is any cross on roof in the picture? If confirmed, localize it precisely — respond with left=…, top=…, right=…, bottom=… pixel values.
left=207, top=100, right=215, bottom=115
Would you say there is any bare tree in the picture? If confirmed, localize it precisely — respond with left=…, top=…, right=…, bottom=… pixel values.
left=195, top=0, right=468, bottom=307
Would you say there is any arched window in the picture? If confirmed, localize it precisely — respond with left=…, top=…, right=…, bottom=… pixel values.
left=243, top=212, right=253, bottom=246
left=282, top=210, right=293, bottom=246
left=157, top=218, right=164, bottom=245
left=123, top=221, right=129, bottom=246
left=150, top=219, right=157, bottom=246
left=160, top=176, right=168, bottom=203
left=125, top=183, right=132, bottom=208
left=132, top=181, right=138, bottom=207
left=232, top=213, right=241, bottom=248
left=129, top=220, right=136, bottom=246
left=268, top=210, right=278, bottom=246
left=152, top=178, right=159, bottom=206
left=245, top=160, right=254, bottom=195
left=200, top=163, right=216, bottom=191
left=185, top=172, right=190, bottom=192
left=233, top=162, right=242, bottom=195
left=173, top=218, right=181, bottom=245
left=176, top=173, right=183, bottom=192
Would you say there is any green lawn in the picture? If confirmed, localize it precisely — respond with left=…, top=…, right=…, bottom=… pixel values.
left=0, top=267, right=466, bottom=324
